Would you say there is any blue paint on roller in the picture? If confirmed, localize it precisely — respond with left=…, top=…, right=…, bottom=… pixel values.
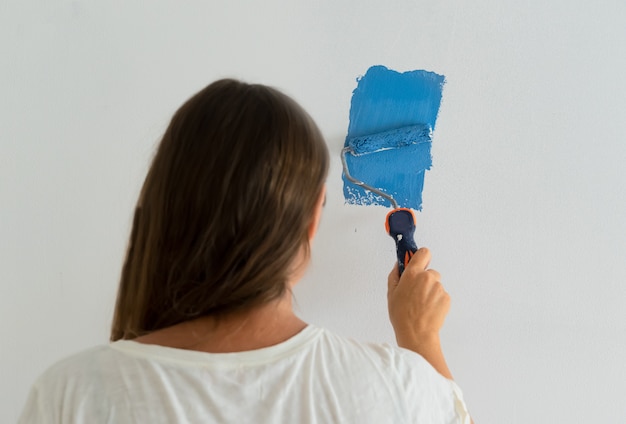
left=342, top=65, right=445, bottom=210
left=346, top=123, right=432, bottom=156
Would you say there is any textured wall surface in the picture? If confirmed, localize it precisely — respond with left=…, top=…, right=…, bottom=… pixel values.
left=3, top=1, right=626, bottom=422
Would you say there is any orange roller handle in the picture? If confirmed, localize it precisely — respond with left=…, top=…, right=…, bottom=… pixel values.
left=385, top=208, right=418, bottom=275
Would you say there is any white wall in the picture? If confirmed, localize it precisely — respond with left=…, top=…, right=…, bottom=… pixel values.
left=3, top=1, right=626, bottom=422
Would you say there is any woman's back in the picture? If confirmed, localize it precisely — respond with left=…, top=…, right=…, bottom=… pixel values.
left=19, top=326, right=466, bottom=423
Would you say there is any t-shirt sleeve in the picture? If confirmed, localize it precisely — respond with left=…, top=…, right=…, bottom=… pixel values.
left=392, top=346, right=471, bottom=424
left=18, top=383, right=51, bottom=424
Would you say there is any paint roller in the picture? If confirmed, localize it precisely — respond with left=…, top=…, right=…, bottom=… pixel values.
left=341, top=123, right=431, bottom=274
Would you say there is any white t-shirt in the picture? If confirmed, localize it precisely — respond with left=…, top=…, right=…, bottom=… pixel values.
left=19, top=325, right=470, bottom=423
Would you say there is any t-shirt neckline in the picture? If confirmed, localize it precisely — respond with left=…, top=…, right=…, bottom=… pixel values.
left=109, top=324, right=322, bottom=368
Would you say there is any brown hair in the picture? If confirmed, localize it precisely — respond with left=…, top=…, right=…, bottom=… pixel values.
left=110, top=79, right=329, bottom=341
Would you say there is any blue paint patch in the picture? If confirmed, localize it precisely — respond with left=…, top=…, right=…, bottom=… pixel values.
left=342, top=65, right=445, bottom=210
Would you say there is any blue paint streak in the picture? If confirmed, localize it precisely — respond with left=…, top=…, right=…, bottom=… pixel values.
left=342, top=65, right=445, bottom=210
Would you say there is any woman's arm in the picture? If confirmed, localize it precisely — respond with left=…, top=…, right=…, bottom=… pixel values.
left=387, top=247, right=453, bottom=379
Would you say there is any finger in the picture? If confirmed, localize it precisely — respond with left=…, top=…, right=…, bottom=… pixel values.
left=404, top=247, right=432, bottom=273
left=387, top=263, right=400, bottom=293
left=425, top=268, right=441, bottom=282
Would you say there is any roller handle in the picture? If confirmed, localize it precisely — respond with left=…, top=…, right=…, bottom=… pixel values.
left=385, top=208, right=418, bottom=275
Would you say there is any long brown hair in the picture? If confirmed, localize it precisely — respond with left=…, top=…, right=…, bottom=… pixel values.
left=111, top=79, right=329, bottom=341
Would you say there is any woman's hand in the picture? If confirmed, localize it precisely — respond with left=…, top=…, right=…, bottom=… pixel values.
left=387, top=247, right=453, bottom=379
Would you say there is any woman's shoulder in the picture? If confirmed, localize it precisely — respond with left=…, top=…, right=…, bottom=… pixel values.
left=315, top=328, right=468, bottom=419
left=313, top=326, right=433, bottom=371
left=32, top=344, right=118, bottom=388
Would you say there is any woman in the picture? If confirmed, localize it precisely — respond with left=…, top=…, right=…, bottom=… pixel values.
left=20, top=79, right=470, bottom=423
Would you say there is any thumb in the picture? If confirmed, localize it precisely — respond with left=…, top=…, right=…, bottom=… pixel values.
left=403, top=247, right=432, bottom=275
